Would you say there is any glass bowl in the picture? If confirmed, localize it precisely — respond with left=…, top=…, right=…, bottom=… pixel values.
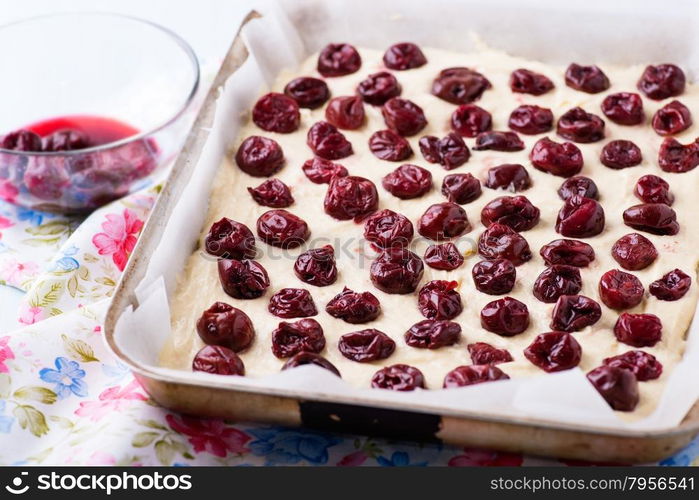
left=0, top=13, right=199, bottom=213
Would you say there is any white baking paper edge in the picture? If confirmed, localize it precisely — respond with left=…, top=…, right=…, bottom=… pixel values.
left=114, top=0, right=699, bottom=432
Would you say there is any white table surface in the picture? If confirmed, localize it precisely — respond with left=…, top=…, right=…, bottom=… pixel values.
left=0, top=0, right=256, bottom=333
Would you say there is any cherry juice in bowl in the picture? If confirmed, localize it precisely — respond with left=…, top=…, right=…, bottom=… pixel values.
left=0, top=115, right=159, bottom=212
left=0, top=13, right=200, bottom=213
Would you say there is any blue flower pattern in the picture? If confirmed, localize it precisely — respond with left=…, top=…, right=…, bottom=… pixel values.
left=0, top=400, right=14, bottom=433
left=377, top=451, right=427, bottom=467
left=15, top=206, right=53, bottom=226
left=48, top=245, right=80, bottom=273
left=660, top=439, right=699, bottom=466
left=39, top=357, right=88, bottom=399
left=247, top=427, right=341, bottom=465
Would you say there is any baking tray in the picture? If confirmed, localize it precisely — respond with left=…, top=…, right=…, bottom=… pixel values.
left=104, top=2, right=699, bottom=462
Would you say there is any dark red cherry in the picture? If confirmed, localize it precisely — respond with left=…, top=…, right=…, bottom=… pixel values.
left=326, top=287, right=381, bottom=324
left=614, top=313, right=662, bottom=348
left=649, top=269, right=691, bottom=301
left=586, top=366, right=639, bottom=411
left=282, top=352, right=341, bottom=377
left=235, top=136, right=284, bottom=177
left=611, top=233, right=658, bottom=271
left=205, top=217, right=256, bottom=259
left=622, top=203, right=679, bottom=235
left=550, top=295, right=601, bottom=332
left=634, top=175, right=674, bottom=205
left=480, top=297, right=529, bottom=336
left=339, top=329, right=395, bottom=362
left=432, top=67, right=491, bottom=104
left=477, top=223, right=532, bottom=266
left=357, top=71, right=401, bottom=105
left=564, top=63, right=610, bottom=93
left=509, top=68, right=554, bottom=95
left=508, top=105, right=553, bottom=135
left=451, top=104, right=492, bottom=137
left=383, top=42, right=427, bottom=70
left=558, top=176, right=599, bottom=201
left=382, top=164, right=432, bottom=199
left=382, top=97, right=427, bottom=136
left=193, top=345, right=245, bottom=376
left=196, top=301, right=254, bottom=352
left=530, top=137, right=583, bottom=177
left=325, top=96, right=365, bottom=130
left=419, top=133, right=470, bottom=170
left=256, top=209, right=310, bottom=248
left=600, top=140, right=642, bottom=169
left=441, top=173, right=481, bottom=204
left=0, top=129, right=42, bottom=151
left=532, top=265, right=582, bottom=303
left=418, top=202, right=471, bottom=241
left=485, top=164, right=531, bottom=192
left=658, top=137, right=699, bottom=173
left=370, top=247, right=424, bottom=294
left=556, top=107, right=605, bottom=143
left=539, top=239, right=595, bottom=267
left=294, top=245, right=338, bottom=287
left=419, top=135, right=440, bottom=163
left=603, top=350, right=663, bottom=381
left=271, top=318, right=325, bottom=358
left=302, top=157, right=348, bottom=184
left=473, top=131, right=524, bottom=152
left=324, top=175, right=379, bottom=221
left=404, top=320, right=461, bottom=349
left=598, top=269, right=644, bottom=310
left=218, top=259, right=270, bottom=299
left=42, top=129, right=90, bottom=151
left=252, top=92, right=300, bottom=133
left=364, top=209, right=414, bottom=249
left=369, top=129, right=412, bottom=161
left=417, top=280, right=462, bottom=320
left=268, top=288, right=318, bottom=318
left=556, top=195, right=605, bottom=238
left=424, top=242, right=464, bottom=271
left=372, top=364, right=425, bottom=391
left=652, top=100, right=692, bottom=136
left=307, top=121, right=353, bottom=160
left=524, top=331, right=582, bottom=372
left=443, top=365, right=509, bottom=388
left=601, top=92, right=644, bottom=125
left=23, top=159, right=69, bottom=200
left=317, top=43, right=361, bottom=77
left=472, top=259, right=516, bottom=295
left=637, top=64, right=685, bottom=100
left=247, top=178, right=293, bottom=208
left=284, top=76, right=330, bottom=109
left=480, top=195, right=540, bottom=232
left=468, top=343, right=513, bottom=365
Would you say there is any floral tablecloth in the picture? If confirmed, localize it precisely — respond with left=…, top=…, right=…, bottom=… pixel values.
left=0, top=189, right=697, bottom=466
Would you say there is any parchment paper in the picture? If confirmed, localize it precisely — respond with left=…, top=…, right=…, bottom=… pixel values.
left=115, top=0, right=699, bottom=432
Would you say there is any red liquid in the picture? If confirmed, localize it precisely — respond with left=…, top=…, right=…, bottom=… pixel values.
left=0, top=115, right=159, bottom=212
left=26, top=115, right=140, bottom=146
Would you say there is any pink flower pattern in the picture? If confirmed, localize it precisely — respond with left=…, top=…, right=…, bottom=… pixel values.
left=92, top=209, right=144, bottom=271
left=0, top=180, right=18, bottom=204
left=166, top=415, right=251, bottom=458
left=0, top=336, right=14, bottom=373
left=18, top=303, right=42, bottom=325
left=0, top=216, right=13, bottom=239
left=448, top=447, right=524, bottom=467
left=0, top=258, right=39, bottom=288
left=74, top=380, right=147, bottom=421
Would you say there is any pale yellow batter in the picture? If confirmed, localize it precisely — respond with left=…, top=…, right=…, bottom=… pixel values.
left=162, top=46, right=699, bottom=418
